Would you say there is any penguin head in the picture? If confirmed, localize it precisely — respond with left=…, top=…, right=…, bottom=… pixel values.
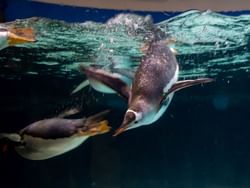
left=0, top=27, right=35, bottom=50
left=113, top=109, right=143, bottom=136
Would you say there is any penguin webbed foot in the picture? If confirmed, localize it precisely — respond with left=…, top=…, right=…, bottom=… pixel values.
left=78, top=110, right=111, bottom=136
left=78, top=120, right=110, bottom=136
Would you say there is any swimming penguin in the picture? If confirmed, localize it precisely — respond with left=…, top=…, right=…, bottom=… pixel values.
left=79, top=40, right=213, bottom=136
left=0, top=109, right=110, bottom=160
left=0, top=27, right=36, bottom=50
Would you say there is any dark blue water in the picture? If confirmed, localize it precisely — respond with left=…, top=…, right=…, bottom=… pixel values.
left=0, top=11, right=250, bottom=188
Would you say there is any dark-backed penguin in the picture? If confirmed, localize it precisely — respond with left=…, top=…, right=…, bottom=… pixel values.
left=0, top=27, right=36, bottom=50
left=79, top=40, right=213, bottom=136
left=0, top=109, right=110, bottom=160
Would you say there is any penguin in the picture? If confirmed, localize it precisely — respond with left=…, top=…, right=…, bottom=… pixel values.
left=79, top=40, right=213, bottom=136
left=0, top=109, right=110, bottom=160
left=0, top=27, right=36, bottom=50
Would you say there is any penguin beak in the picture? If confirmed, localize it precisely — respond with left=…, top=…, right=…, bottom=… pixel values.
left=113, top=125, right=129, bottom=137
left=113, top=111, right=136, bottom=137
left=7, top=28, right=36, bottom=46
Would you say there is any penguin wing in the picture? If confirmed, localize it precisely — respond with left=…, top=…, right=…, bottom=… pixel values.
left=79, top=65, right=130, bottom=100
left=161, top=78, right=214, bottom=104
left=111, top=67, right=135, bottom=83
left=71, top=79, right=90, bottom=95
left=0, top=133, right=22, bottom=142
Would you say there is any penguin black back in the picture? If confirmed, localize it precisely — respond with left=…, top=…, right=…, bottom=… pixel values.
left=20, top=118, right=83, bottom=139
left=131, top=40, right=178, bottom=102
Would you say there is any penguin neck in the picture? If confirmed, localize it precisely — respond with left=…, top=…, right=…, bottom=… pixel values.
left=129, top=97, right=157, bottom=118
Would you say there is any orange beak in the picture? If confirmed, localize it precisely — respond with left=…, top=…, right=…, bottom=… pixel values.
left=7, top=28, right=36, bottom=46
left=113, top=110, right=136, bottom=136
left=113, top=125, right=129, bottom=137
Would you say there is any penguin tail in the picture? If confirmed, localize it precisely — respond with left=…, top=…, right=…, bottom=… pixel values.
left=8, top=27, right=36, bottom=46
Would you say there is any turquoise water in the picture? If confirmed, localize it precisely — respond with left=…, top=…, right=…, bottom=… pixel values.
left=1, top=10, right=250, bottom=79
left=0, top=10, right=250, bottom=188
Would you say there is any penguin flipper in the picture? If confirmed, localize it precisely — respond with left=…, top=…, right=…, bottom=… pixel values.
left=161, top=78, right=214, bottom=104
left=79, top=65, right=130, bottom=100
left=71, top=80, right=90, bottom=95
left=0, top=133, right=21, bottom=142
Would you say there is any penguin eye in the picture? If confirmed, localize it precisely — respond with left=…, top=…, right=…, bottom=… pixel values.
left=134, top=120, right=138, bottom=124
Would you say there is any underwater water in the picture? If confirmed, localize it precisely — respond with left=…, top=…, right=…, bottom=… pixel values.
left=0, top=10, right=250, bottom=188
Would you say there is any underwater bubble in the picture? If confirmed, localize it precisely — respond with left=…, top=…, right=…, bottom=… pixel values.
left=26, top=71, right=38, bottom=75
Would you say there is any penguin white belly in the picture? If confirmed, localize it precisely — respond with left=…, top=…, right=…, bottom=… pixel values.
left=141, top=93, right=174, bottom=126
left=127, top=94, right=174, bottom=131
left=151, top=93, right=174, bottom=123
left=15, top=135, right=88, bottom=160
left=144, top=64, right=177, bottom=125
left=164, top=65, right=179, bottom=93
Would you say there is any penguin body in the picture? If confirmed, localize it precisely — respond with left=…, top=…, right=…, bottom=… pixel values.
left=124, top=41, right=179, bottom=127
left=79, top=40, right=213, bottom=136
left=0, top=110, right=110, bottom=160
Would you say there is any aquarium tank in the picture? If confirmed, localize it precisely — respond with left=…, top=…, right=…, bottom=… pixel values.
left=0, top=0, right=250, bottom=188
